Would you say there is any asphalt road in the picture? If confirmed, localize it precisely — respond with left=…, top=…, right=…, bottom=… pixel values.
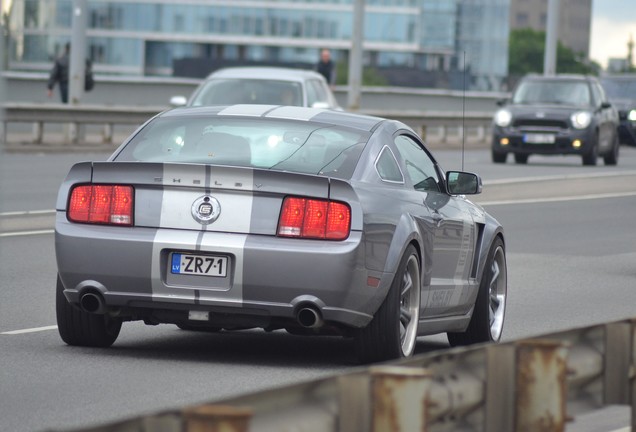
left=1, top=146, right=636, bottom=431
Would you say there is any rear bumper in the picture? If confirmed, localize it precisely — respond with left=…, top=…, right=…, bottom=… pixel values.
left=55, top=213, right=389, bottom=329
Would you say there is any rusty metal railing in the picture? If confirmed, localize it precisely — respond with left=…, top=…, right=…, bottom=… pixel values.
left=52, top=319, right=636, bottom=431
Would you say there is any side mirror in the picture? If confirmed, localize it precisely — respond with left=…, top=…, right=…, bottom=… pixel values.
left=496, top=99, right=508, bottom=107
left=601, top=102, right=612, bottom=109
left=170, top=96, right=188, bottom=107
left=446, top=171, right=482, bottom=195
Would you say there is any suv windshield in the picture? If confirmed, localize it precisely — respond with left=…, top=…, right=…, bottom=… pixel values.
left=190, top=79, right=303, bottom=106
left=114, top=116, right=368, bottom=179
left=513, top=80, right=592, bottom=106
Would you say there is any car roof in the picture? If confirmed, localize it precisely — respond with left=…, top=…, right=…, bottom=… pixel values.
left=521, top=73, right=596, bottom=82
left=160, top=104, right=387, bottom=133
left=205, top=67, right=326, bottom=82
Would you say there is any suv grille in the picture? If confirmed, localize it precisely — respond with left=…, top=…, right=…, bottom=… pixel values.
left=513, top=119, right=567, bottom=129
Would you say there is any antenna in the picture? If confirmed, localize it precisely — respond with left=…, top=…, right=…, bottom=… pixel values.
left=461, top=50, right=466, bottom=171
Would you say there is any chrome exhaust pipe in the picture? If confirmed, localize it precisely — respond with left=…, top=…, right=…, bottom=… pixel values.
left=296, top=306, right=324, bottom=329
left=79, top=292, right=106, bottom=314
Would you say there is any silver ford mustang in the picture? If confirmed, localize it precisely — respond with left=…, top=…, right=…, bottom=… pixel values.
left=55, top=105, right=507, bottom=363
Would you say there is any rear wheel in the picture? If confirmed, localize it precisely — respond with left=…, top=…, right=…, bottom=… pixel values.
left=514, top=153, right=528, bottom=164
left=448, top=237, right=506, bottom=346
left=56, top=275, right=121, bottom=347
left=355, top=245, right=421, bottom=363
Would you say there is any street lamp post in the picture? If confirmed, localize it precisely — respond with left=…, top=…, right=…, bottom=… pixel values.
left=347, top=0, right=364, bottom=111
left=543, top=0, right=559, bottom=76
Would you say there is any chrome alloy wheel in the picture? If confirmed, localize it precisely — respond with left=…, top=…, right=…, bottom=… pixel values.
left=488, top=245, right=507, bottom=341
left=399, top=254, right=421, bottom=356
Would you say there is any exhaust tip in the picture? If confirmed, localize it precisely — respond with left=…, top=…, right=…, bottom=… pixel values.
left=297, top=306, right=323, bottom=329
left=79, top=292, right=106, bottom=314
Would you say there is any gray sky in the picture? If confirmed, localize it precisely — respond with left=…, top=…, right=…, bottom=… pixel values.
left=590, top=0, right=636, bottom=67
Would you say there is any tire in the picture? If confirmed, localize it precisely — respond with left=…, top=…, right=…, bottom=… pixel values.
left=603, top=132, right=619, bottom=166
left=492, top=150, right=507, bottom=164
left=56, top=275, right=121, bottom=347
left=448, top=237, right=506, bottom=347
left=582, top=138, right=598, bottom=166
left=514, top=153, right=528, bottom=164
left=355, top=245, right=421, bottom=363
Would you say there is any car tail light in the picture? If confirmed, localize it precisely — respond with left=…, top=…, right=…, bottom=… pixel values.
left=68, top=185, right=134, bottom=226
left=278, top=197, right=350, bottom=240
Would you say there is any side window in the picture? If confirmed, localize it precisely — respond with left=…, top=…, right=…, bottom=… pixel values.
left=394, top=135, right=441, bottom=192
left=592, top=82, right=607, bottom=107
left=375, top=146, right=404, bottom=183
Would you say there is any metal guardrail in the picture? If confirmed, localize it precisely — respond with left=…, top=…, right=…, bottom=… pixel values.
left=1, top=103, right=494, bottom=149
left=54, top=318, right=636, bottom=432
left=1, top=102, right=166, bottom=145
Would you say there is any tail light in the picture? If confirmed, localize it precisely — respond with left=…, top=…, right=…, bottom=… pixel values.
left=278, top=197, right=350, bottom=240
left=68, top=185, right=134, bottom=226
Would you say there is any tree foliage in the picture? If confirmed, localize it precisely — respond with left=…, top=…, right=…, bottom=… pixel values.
left=509, top=28, right=599, bottom=76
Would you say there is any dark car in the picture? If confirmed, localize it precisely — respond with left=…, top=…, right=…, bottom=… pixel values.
left=492, top=74, right=619, bottom=166
left=600, top=74, right=636, bottom=146
left=55, top=105, right=506, bottom=363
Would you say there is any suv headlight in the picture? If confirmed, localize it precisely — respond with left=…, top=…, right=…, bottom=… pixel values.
left=494, top=109, right=512, bottom=127
left=571, top=111, right=592, bottom=129
left=628, top=109, right=636, bottom=122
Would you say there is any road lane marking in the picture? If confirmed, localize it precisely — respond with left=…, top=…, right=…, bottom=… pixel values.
left=0, top=229, right=55, bottom=238
left=480, top=191, right=636, bottom=206
left=1, top=325, right=58, bottom=335
left=0, top=209, right=56, bottom=217
left=483, top=170, right=636, bottom=186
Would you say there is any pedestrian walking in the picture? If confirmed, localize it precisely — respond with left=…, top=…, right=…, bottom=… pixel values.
left=47, top=42, right=70, bottom=103
left=316, top=48, right=336, bottom=88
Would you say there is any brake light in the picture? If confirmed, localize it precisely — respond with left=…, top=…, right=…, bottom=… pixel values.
left=278, top=197, right=350, bottom=240
left=68, top=185, right=134, bottom=226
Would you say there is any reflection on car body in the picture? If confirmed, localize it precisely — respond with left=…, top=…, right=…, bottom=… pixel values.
left=492, top=74, right=620, bottom=166
left=55, top=105, right=506, bottom=363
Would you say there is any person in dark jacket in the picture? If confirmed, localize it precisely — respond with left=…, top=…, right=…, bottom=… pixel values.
left=316, top=48, right=336, bottom=88
left=47, top=43, right=70, bottom=103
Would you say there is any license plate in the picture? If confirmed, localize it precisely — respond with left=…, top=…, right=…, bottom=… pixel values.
left=524, top=133, right=555, bottom=144
left=171, top=253, right=228, bottom=277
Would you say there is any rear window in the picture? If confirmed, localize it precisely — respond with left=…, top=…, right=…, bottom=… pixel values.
left=114, top=116, right=368, bottom=179
left=513, top=80, right=592, bottom=106
left=190, top=79, right=303, bottom=106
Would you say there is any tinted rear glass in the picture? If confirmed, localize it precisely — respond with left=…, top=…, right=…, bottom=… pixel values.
left=114, top=116, right=368, bottom=179
left=191, top=79, right=303, bottom=106
left=513, top=80, right=591, bottom=106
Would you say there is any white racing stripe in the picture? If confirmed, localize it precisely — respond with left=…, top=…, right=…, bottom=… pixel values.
left=1, top=325, right=58, bottom=335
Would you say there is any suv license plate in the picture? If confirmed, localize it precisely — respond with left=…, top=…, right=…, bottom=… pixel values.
left=171, top=253, right=228, bottom=277
left=524, top=133, right=555, bottom=144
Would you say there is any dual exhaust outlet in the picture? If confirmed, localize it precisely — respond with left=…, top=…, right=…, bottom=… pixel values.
left=79, top=290, right=324, bottom=329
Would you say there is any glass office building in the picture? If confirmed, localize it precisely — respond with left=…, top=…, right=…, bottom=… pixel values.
left=4, top=0, right=509, bottom=90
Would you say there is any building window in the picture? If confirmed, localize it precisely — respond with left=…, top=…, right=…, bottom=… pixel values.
left=516, top=13, right=528, bottom=26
